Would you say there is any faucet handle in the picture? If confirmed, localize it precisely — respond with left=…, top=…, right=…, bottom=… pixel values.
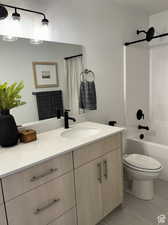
left=137, top=109, right=144, bottom=120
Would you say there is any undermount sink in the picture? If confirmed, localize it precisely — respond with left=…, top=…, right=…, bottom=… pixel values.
left=61, top=127, right=100, bottom=138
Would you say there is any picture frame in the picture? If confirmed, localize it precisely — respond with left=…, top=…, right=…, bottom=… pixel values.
left=33, top=62, right=59, bottom=88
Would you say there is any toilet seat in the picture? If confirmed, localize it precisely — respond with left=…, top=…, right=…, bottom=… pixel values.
left=123, top=154, right=162, bottom=172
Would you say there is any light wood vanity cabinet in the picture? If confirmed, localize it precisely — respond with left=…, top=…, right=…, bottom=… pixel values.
left=48, top=208, right=77, bottom=225
left=2, top=152, right=76, bottom=225
left=2, top=152, right=73, bottom=201
left=75, top=157, right=103, bottom=225
left=102, top=150, right=123, bottom=217
left=0, top=132, right=123, bottom=225
left=74, top=134, right=123, bottom=225
left=0, top=205, right=7, bottom=225
left=0, top=183, right=3, bottom=205
left=0, top=184, right=7, bottom=225
left=6, top=172, right=75, bottom=225
left=74, top=134, right=121, bottom=168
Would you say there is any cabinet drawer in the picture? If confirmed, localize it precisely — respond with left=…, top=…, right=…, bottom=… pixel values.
left=74, top=134, right=121, bottom=168
left=0, top=184, right=3, bottom=205
left=0, top=204, right=7, bottom=225
left=2, top=152, right=73, bottom=201
left=6, top=172, right=75, bottom=225
left=49, top=208, right=77, bottom=225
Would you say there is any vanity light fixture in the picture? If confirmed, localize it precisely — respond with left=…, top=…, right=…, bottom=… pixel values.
left=0, top=3, right=49, bottom=25
left=41, top=17, right=49, bottom=26
left=0, top=5, right=8, bottom=20
left=12, top=8, right=20, bottom=21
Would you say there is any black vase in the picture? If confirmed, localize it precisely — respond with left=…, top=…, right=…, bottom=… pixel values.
left=0, top=110, right=19, bottom=147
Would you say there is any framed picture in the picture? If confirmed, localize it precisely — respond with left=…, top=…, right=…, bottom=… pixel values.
left=33, top=62, right=59, bottom=88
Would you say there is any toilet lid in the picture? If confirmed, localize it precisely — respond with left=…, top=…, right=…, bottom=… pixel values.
left=123, top=154, right=162, bottom=171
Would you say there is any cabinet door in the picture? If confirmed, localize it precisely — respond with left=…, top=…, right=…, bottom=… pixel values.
left=75, top=158, right=103, bottom=225
left=48, top=208, right=77, bottom=225
left=102, top=149, right=123, bottom=217
left=0, top=205, right=7, bottom=225
left=0, top=183, right=3, bottom=205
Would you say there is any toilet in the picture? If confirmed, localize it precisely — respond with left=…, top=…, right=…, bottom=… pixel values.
left=123, top=154, right=162, bottom=200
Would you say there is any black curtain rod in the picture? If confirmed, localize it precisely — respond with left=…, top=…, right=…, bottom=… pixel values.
left=125, top=32, right=168, bottom=46
left=0, top=3, right=46, bottom=18
left=64, top=54, right=83, bottom=60
left=125, top=38, right=146, bottom=46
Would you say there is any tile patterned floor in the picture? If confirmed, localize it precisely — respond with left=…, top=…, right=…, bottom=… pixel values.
left=98, top=180, right=168, bottom=225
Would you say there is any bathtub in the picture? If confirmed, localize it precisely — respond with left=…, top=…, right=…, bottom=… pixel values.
left=126, top=135, right=168, bottom=181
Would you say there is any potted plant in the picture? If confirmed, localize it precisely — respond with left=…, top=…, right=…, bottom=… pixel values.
left=0, top=81, right=26, bottom=147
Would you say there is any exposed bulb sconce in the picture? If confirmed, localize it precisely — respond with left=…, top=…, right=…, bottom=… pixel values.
left=41, top=17, right=49, bottom=26
left=0, top=5, right=8, bottom=20
left=0, top=3, right=49, bottom=25
left=12, top=8, right=20, bottom=21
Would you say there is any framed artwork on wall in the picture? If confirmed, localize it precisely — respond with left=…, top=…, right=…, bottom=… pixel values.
left=33, top=62, right=59, bottom=88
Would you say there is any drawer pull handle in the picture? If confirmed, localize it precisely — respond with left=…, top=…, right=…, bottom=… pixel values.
left=30, top=168, right=58, bottom=182
left=97, top=163, right=102, bottom=183
left=103, top=160, right=108, bottom=179
left=34, top=198, right=60, bottom=215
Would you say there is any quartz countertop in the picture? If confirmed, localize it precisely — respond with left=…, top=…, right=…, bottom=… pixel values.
left=0, top=122, right=124, bottom=178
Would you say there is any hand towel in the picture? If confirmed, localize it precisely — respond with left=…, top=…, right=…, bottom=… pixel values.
left=79, top=80, right=97, bottom=110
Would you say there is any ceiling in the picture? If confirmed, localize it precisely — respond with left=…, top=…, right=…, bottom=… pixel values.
left=3, top=0, right=168, bottom=15
left=112, top=0, right=168, bottom=15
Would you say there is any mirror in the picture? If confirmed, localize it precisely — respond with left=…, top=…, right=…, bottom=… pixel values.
left=0, top=37, right=84, bottom=125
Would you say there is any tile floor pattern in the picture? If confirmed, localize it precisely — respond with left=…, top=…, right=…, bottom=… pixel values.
left=98, top=180, right=168, bottom=225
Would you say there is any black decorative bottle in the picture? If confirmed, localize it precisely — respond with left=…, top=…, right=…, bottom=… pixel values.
left=0, top=110, right=19, bottom=147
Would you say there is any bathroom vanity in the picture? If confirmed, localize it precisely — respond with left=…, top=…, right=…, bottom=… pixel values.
left=0, top=122, right=124, bottom=225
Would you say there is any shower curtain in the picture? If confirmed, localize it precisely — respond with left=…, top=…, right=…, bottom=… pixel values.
left=66, top=56, right=83, bottom=115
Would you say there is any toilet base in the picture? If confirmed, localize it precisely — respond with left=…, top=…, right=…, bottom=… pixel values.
left=132, top=179, right=154, bottom=200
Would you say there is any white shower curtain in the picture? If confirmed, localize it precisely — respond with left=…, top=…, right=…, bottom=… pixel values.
left=66, top=56, right=83, bottom=115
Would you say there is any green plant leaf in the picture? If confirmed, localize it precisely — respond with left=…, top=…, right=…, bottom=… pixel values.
left=0, top=81, right=26, bottom=110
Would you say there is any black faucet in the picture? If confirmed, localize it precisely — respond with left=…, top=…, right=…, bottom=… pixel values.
left=64, top=109, right=76, bottom=129
left=138, top=125, right=149, bottom=130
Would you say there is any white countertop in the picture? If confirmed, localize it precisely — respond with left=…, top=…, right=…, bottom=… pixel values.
left=0, top=122, right=124, bottom=178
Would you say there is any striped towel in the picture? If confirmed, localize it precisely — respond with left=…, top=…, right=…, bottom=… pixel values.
left=79, top=81, right=97, bottom=110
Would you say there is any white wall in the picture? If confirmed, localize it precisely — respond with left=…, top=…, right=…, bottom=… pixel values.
left=150, top=10, right=168, bottom=46
left=0, top=0, right=148, bottom=126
